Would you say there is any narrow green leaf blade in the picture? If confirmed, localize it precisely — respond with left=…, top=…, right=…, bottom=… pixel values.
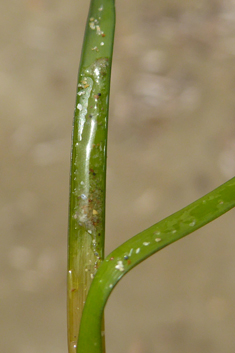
left=77, top=177, right=235, bottom=353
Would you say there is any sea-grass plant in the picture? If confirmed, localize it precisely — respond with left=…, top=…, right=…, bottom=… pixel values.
left=68, top=1, right=235, bottom=353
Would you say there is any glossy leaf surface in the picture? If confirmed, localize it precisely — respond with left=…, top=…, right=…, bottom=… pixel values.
left=67, top=1, right=115, bottom=352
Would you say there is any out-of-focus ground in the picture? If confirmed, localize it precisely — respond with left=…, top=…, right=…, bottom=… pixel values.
left=1, top=0, right=235, bottom=352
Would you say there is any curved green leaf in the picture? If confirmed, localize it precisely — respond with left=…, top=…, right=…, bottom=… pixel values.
left=77, top=177, right=235, bottom=353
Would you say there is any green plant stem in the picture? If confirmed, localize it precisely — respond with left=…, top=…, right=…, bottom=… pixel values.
left=77, top=177, right=235, bottom=353
left=67, top=1, right=115, bottom=352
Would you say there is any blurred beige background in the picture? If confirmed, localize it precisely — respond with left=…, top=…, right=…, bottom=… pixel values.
left=1, top=0, right=235, bottom=352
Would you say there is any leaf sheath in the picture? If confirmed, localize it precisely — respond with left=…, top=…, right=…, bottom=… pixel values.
left=67, top=1, right=115, bottom=352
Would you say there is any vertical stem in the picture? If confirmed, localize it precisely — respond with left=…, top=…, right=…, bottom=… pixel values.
left=67, top=1, right=115, bottom=353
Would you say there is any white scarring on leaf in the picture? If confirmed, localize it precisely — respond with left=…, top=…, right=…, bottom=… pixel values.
left=155, top=238, right=161, bottom=242
left=115, top=261, right=124, bottom=272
